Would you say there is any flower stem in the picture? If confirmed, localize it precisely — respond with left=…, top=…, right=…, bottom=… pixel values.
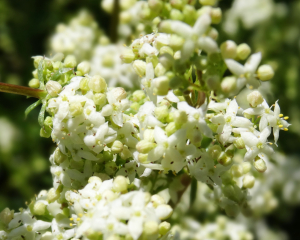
left=0, top=82, right=47, bottom=99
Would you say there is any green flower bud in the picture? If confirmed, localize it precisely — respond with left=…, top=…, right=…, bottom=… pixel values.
left=154, top=105, right=169, bottom=122
left=146, top=55, right=159, bottom=68
left=218, top=152, right=232, bottom=166
left=183, top=5, right=197, bottom=25
left=33, top=202, right=46, bottom=215
left=242, top=175, right=255, bottom=189
left=32, top=69, right=38, bottom=78
left=54, top=148, right=67, bottom=165
left=169, top=35, right=185, bottom=51
left=113, top=176, right=128, bottom=193
left=148, top=0, right=164, bottom=12
left=80, top=77, right=90, bottom=93
left=69, top=102, right=83, bottom=116
left=208, top=145, right=222, bottom=159
left=170, top=0, right=184, bottom=9
left=144, top=129, right=155, bottom=142
left=53, top=61, right=63, bottom=70
left=64, top=55, right=77, bottom=68
left=254, top=158, right=267, bottom=172
left=173, top=110, right=187, bottom=125
left=120, top=48, right=135, bottom=63
left=33, top=56, right=43, bottom=68
left=44, top=116, right=53, bottom=128
left=211, top=8, right=222, bottom=24
left=165, top=122, right=177, bottom=136
left=138, top=153, right=148, bottom=163
left=103, top=151, right=114, bottom=161
left=151, top=194, right=165, bottom=207
left=88, top=75, right=107, bottom=93
left=111, top=140, right=124, bottom=153
left=237, top=43, right=251, bottom=60
left=155, top=76, right=170, bottom=95
left=29, top=78, right=40, bottom=88
left=207, top=27, right=219, bottom=40
left=242, top=162, right=251, bottom=174
left=77, top=61, right=91, bottom=75
left=40, top=127, right=51, bottom=138
left=132, top=60, right=147, bottom=77
left=199, top=0, right=216, bottom=6
left=105, top=161, right=118, bottom=176
left=159, top=21, right=172, bottom=33
left=221, top=76, right=237, bottom=94
left=0, top=208, right=14, bottom=225
left=257, top=64, right=274, bottom=81
left=221, top=40, right=237, bottom=59
left=159, top=54, right=174, bottom=70
left=44, top=59, right=53, bottom=70
left=160, top=46, right=174, bottom=57
left=247, top=90, right=264, bottom=107
left=170, top=9, right=184, bottom=21
left=99, top=35, right=110, bottom=45
left=206, top=75, right=220, bottom=90
left=159, top=221, right=171, bottom=235
left=51, top=53, right=64, bottom=62
left=88, top=176, right=102, bottom=184
left=130, top=102, right=140, bottom=112
left=233, top=137, right=245, bottom=149
left=120, top=11, right=132, bottom=24
left=102, top=54, right=114, bottom=68
left=111, top=87, right=127, bottom=101
left=230, top=164, right=244, bottom=178
left=46, top=80, right=62, bottom=97
left=154, top=63, right=167, bottom=77
left=132, top=90, right=146, bottom=102
left=136, top=140, right=156, bottom=153
left=143, top=221, right=159, bottom=238
left=93, top=93, right=106, bottom=107
left=47, top=188, right=60, bottom=203
left=120, top=145, right=132, bottom=160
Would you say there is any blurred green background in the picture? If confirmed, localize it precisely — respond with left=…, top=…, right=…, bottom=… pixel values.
left=0, top=0, right=299, bottom=238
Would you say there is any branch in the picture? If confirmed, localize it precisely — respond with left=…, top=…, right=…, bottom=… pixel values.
left=0, top=82, right=47, bottom=99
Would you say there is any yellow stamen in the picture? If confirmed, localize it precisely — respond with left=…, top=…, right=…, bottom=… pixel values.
left=76, top=218, right=81, bottom=221
left=278, top=125, right=283, bottom=128
left=284, top=128, right=288, bottom=131
left=70, top=223, right=73, bottom=227
left=279, top=114, right=283, bottom=117
left=70, top=218, right=74, bottom=221
left=284, top=116, right=289, bottom=120
left=78, top=213, right=83, bottom=217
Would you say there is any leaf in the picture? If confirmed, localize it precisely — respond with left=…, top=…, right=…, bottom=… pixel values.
left=38, top=60, right=45, bottom=88
left=51, top=68, right=73, bottom=81
left=25, top=99, right=42, bottom=119
left=38, top=100, right=47, bottom=127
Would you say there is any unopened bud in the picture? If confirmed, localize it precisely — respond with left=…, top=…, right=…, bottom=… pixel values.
left=221, top=40, right=237, bottom=59
left=165, top=122, right=177, bottom=136
left=113, top=176, right=128, bottom=192
left=69, top=102, right=83, bottom=116
left=211, top=8, right=222, bottom=24
left=154, top=105, right=169, bottom=122
left=143, top=221, right=159, bottom=237
left=47, top=188, right=60, bottom=203
left=257, top=65, right=274, bottom=81
left=155, top=63, right=167, bottom=77
left=33, top=56, right=43, bottom=68
left=155, top=204, right=173, bottom=220
left=93, top=93, right=106, bottom=107
left=247, top=90, right=264, bottom=107
left=138, top=153, right=148, bottom=163
left=173, top=110, right=187, bottom=125
left=242, top=175, right=255, bottom=188
left=51, top=53, right=64, bottom=62
left=230, top=164, right=244, bottom=178
left=199, top=0, right=216, bottom=6
left=155, top=76, right=169, bottom=95
left=218, top=152, right=232, bottom=166
left=46, top=80, right=62, bottom=97
left=159, top=221, right=171, bottom=235
left=208, top=145, right=222, bottom=159
left=133, top=60, right=147, bottom=76
left=54, top=148, right=67, bottom=165
left=170, top=9, right=184, bottom=21
left=151, top=194, right=165, bottom=207
left=64, top=55, right=77, bottom=68
left=111, top=140, right=124, bottom=153
left=29, top=78, right=40, bottom=88
left=88, top=176, right=102, bottom=184
left=88, top=75, right=107, bottom=93
left=221, top=76, right=236, bottom=94
left=169, top=35, right=185, bottom=51
left=33, top=202, right=46, bottom=215
left=144, top=129, right=155, bottom=142
left=233, top=137, right=245, bottom=149
left=77, top=61, right=91, bottom=75
left=0, top=208, right=14, bottom=225
left=148, top=0, right=164, bottom=12
left=136, top=140, right=156, bottom=153
left=132, top=90, right=146, bottom=102
left=120, top=49, right=135, bottom=63
left=237, top=43, right=251, bottom=60
left=254, top=159, right=267, bottom=172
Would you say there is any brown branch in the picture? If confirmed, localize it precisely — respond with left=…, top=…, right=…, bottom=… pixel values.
left=0, top=82, right=47, bottom=99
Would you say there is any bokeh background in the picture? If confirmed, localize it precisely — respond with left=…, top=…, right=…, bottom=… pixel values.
left=0, top=0, right=299, bottom=238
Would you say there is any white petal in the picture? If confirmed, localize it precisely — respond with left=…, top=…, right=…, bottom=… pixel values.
left=225, top=59, right=245, bottom=76
left=154, top=126, right=168, bottom=145
left=241, top=132, right=258, bottom=147
left=32, top=220, right=51, bottom=232
left=128, top=217, right=143, bottom=240
left=193, top=13, right=211, bottom=36
left=260, top=127, right=271, bottom=143
left=244, top=52, right=261, bottom=73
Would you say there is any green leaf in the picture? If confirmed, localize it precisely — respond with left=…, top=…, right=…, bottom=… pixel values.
left=38, top=60, right=45, bottom=88
left=38, top=100, right=47, bottom=127
left=51, top=68, right=73, bottom=81
left=25, top=99, right=42, bottom=119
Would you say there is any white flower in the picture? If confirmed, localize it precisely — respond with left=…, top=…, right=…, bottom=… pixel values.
left=241, top=127, right=273, bottom=161
left=225, top=52, right=262, bottom=90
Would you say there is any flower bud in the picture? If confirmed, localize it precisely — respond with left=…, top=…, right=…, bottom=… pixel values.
left=88, top=176, right=102, bottom=184
left=155, top=76, right=170, bottom=95
left=254, top=159, right=267, bottom=172
left=88, top=75, right=107, bottom=93
left=80, top=77, right=90, bottom=92
left=51, top=53, right=64, bottom=62
left=136, top=140, right=156, bottom=153
left=46, top=80, right=62, bottom=97
left=230, top=164, right=244, bottom=178
left=154, top=105, right=169, bottom=122
left=113, top=176, right=128, bottom=192
left=257, top=65, right=274, bottom=81
left=29, top=78, right=40, bottom=88
left=211, top=8, right=222, bottom=24
left=64, top=55, right=77, bottom=68
left=247, top=90, right=264, bottom=107
left=233, top=137, right=245, bottom=149
left=242, top=175, right=255, bottom=188
left=148, top=0, right=164, bottom=12
left=77, top=61, right=91, bottom=75
left=154, top=63, right=167, bottom=77
left=208, top=145, right=222, bottom=159
left=132, top=60, right=147, bottom=76
left=33, top=56, right=43, bottom=68
left=173, top=110, right=187, bottom=125
left=0, top=208, right=14, bottom=225
left=111, top=87, right=127, bottom=101
left=143, top=221, right=159, bottom=238
left=120, top=48, right=135, bottom=63
left=132, top=90, right=146, bottom=102
left=155, top=204, right=173, bottom=220
left=242, top=162, right=252, bottom=174
left=199, top=0, right=216, bottom=6
left=33, top=202, right=46, bottom=215
left=159, top=221, right=171, bottom=235
left=138, top=153, right=148, bottom=163
left=221, top=76, right=236, bottom=94
left=102, top=190, right=117, bottom=202
left=221, top=40, right=237, bottom=59
left=53, top=61, right=63, bottom=70
left=47, top=188, right=60, bottom=203
left=120, top=145, right=132, bottom=160
left=170, top=9, right=184, bottom=21
left=207, top=27, right=219, bottom=40
left=165, top=122, right=177, bottom=136
left=159, top=54, right=174, bottom=70
left=151, top=194, right=165, bottom=207
left=32, top=69, right=38, bottom=78
left=217, top=152, right=232, bottom=166
left=54, top=148, right=67, bottom=165
left=144, top=129, right=155, bottom=142
left=93, top=93, right=106, bottom=107
left=169, top=35, right=185, bottom=51
left=44, top=59, right=53, bottom=70
left=160, top=46, right=174, bottom=57
left=237, top=43, right=251, bottom=60
left=111, top=140, right=124, bottom=153
left=69, top=102, right=83, bottom=116
left=105, top=161, right=117, bottom=176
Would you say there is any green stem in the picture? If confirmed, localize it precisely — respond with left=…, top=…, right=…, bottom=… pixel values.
left=0, top=82, right=47, bottom=99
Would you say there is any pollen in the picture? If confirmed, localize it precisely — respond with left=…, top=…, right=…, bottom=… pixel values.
left=284, top=128, right=288, bottom=131
left=279, top=114, right=283, bottom=117
left=284, top=116, right=289, bottom=120
left=278, top=125, right=283, bottom=128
